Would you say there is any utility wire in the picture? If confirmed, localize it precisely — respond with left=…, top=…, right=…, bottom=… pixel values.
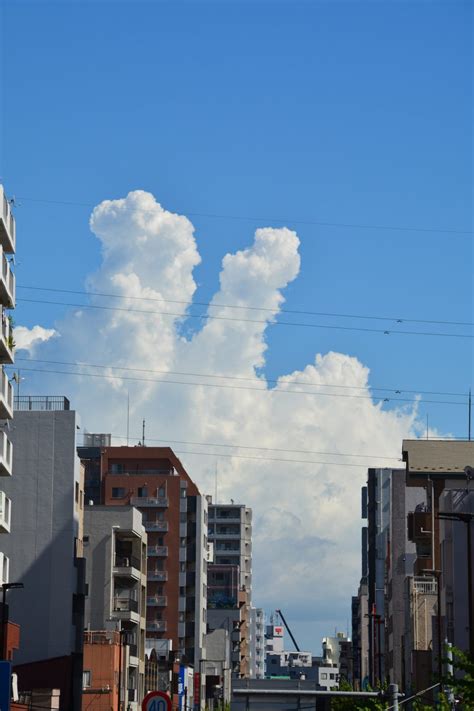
left=15, top=297, right=474, bottom=339
left=15, top=356, right=468, bottom=399
left=14, top=195, right=473, bottom=235
left=76, top=428, right=400, bottom=461
left=10, top=364, right=467, bottom=406
left=386, top=682, right=441, bottom=709
left=17, top=284, right=474, bottom=328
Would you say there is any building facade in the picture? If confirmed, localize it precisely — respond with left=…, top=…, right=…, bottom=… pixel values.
left=83, top=505, right=147, bottom=709
left=1, top=398, right=85, bottom=710
left=0, top=184, right=16, bottom=586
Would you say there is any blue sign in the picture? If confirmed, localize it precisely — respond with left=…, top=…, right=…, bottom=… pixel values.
left=178, top=665, right=185, bottom=710
left=0, top=661, right=11, bottom=711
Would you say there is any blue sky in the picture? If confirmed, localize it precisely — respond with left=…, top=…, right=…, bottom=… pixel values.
left=1, top=0, right=473, bottom=650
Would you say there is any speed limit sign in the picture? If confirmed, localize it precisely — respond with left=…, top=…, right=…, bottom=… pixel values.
left=142, top=690, right=172, bottom=711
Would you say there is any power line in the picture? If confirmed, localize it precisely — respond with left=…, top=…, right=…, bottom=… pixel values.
left=15, top=297, right=474, bottom=340
left=14, top=356, right=469, bottom=400
left=76, top=431, right=394, bottom=469
left=14, top=194, right=473, bottom=235
left=10, top=364, right=467, bottom=406
left=17, top=284, right=474, bottom=328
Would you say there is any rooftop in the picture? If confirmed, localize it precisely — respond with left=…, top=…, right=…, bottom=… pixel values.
left=403, top=439, right=474, bottom=475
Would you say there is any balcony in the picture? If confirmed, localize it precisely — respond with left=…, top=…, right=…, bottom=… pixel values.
left=113, top=597, right=139, bottom=613
left=0, top=316, right=13, bottom=365
left=147, top=546, right=168, bottom=557
left=0, top=188, right=16, bottom=254
left=147, top=596, right=167, bottom=607
left=0, top=369, right=13, bottom=420
left=146, top=620, right=167, bottom=632
left=0, top=491, right=11, bottom=533
left=113, top=555, right=141, bottom=579
left=0, top=551, right=9, bottom=585
left=0, top=248, right=14, bottom=308
left=144, top=521, right=168, bottom=532
left=147, top=570, right=168, bottom=582
left=408, top=511, right=432, bottom=543
left=0, top=432, right=12, bottom=477
left=130, top=496, right=168, bottom=508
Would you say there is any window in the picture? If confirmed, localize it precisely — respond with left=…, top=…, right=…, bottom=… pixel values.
left=111, top=463, right=124, bottom=474
left=330, top=673, right=335, bottom=680
left=112, top=487, right=126, bottom=499
left=83, top=670, right=91, bottom=688
left=158, top=486, right=165, bottom=497
left=321, top=673, right=327, bottom=680
left=75, top=482, right=79, bottom=503
left=158, top=537, right=164, bottom=546
left=157, top=511, right=164, bottom=521
left=83, top=536, right=89, bottom=544
left=137, top=486, right=147, bottom=498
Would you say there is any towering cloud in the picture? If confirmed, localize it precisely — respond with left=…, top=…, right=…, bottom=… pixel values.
left=16, top=191, right=421, bottom=648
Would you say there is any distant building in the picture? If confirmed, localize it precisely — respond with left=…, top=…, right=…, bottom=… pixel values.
left=83, top=505, right=147, bottom=710
left=77, top=433, right=111, bottom=505
left=249, top=607, right=266, bottom=678
left=208, top=501, right=252, bottom=677
left=1, top=398, right=85, bottom=711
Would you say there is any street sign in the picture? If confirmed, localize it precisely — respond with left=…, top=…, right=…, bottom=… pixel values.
left=142, top=690, right=172, bottom=711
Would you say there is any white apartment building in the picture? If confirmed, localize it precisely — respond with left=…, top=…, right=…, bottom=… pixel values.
left=0, top=184, right=16, bottom=586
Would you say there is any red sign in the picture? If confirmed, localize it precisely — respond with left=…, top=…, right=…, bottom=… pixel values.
left=194, top=671, right=201, bottom=707
left=142, top=690, right=172, bottom=711
left=274, top=626, right=283, bottom=635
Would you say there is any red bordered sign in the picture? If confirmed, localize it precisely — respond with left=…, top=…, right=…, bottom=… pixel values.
left=142, top=690, right=172, bottom=711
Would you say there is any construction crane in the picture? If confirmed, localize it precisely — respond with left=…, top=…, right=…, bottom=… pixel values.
left=275, top=609, right=300, bottom=652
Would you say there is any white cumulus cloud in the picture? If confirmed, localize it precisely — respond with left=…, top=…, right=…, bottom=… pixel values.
left=14, top=325, right=57, bottom=353
left=18, top=190, right=423, bottom=650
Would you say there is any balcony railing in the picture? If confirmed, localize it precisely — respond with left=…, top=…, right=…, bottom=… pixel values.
left=113, top=597, right=139, bottom=613
left=0, top=552, right=9, bottom=585
left=14, top=396, right=70, bottom=411
left=0, top=187, right=16, bottom=254
left=146, top=620, right=167, bottom=632
left=128, top=644, right=138, bottom=658
left=114, top=554, right=141, bottom=571
left=0, top=431, right=12, bottom=477
left=0, top=368, right=13, bottom=420
left=0, top=316, right=13, bottom=365
left=413, top=577, right=438, bottom=595
left=0, top=491, right=11, bottom=533
left=147, top=596, right=167, bottom=607
left=148, top=546, right=168, bottom=557
left=144, top=521, right=168, bottom=532
left=0, top=247, right=14, bottom=308
left=147, top=570, right=168, bottom=582
left=131, top=496, right=168, bottom=507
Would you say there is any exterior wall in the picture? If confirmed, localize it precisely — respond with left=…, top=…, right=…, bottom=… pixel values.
left=1, top=409, right=85, bottom=686
left=193, top=494, right=208, bottom=671
left=82, top=631, right=121, bottom=711
left=101, top=446, right=203, bottom=665
left=249, top=608, right=265, bottom=679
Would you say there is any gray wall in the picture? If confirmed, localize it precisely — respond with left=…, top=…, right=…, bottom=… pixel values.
left=1, top=410, right=81, bottom=664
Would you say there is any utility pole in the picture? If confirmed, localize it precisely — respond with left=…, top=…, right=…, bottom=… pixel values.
left=389, top=683, right=399, bottom=711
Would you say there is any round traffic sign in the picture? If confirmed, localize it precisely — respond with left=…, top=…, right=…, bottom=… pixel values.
left=142, top=690, right=172, bottom=711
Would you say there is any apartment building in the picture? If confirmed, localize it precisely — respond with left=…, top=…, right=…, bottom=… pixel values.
left=101, top=446, right=208, bottom=671
left=78, top=432, right=111, bottom=505
left=0, top=184, right=16, bottom=588
left=83, top=505, right=147, bottom=710
left=1, top=397, right=85, bottom=711
left=249, top=607, right=266, bottom=678
left=207, top=502, right=252, bottom=677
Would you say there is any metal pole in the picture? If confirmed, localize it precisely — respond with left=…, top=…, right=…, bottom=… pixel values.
left=389, top=683, right=399, bottom=711
left=437, top=571, right=442, bottom=683
left=118, top=631, right=123, bottom=711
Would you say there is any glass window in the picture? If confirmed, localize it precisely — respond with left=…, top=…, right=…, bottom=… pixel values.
left=83, top=670, right=91, bottom=688
left=111, top=463, right=124, bottom=474
left=138, top=486, right=148, bottom=497
left=321, top=673, right=327, bottom=680
left=158, top=486, right=165, bottom=497
left=112, top=487, right=126, bottom=498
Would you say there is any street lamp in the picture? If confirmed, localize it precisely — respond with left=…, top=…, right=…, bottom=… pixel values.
left=0, top=582, right=24, bottom=660
left=438, top=511, right=474, bottom=655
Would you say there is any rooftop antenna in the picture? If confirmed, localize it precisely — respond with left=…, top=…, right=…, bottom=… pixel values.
left=426, top=414, right=429, bottom=440
left=215, top=460, right=218, bottom=504
left=142, top=419, right=146, bottom=447
left=469, top=388, right=472, bottom=441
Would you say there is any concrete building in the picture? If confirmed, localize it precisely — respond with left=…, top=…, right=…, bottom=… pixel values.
left=83, top=505, right=147, bottom=709
left=0, top=398, right=86, bottom=710
left=78, top=432, right=111, bottom=505
left=0, top=183, right=16, bottom=589
left=249, top=607, right=266, bottom=679
left=208, top=501, right=252, bottom=677
left=101, top=446, right=208, bottom=671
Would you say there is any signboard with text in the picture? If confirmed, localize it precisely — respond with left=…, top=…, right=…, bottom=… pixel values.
left=142, top=690, right=172, bottom=711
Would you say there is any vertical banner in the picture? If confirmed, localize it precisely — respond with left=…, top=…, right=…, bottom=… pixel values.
left=193, top=671, right=201, bottom=710
left=178, top=665, right=185, bottom=710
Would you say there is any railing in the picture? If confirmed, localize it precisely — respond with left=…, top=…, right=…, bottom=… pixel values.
left=144, top=521, right=169, bottom=532
left=148, top=545, right=168, bottom=556
left=114, top=554, right=141, bottom=570
left=0, top=188, right=15, bottom=253
left=146, top=620, right=167, bottom=632
left=84, top=630, right=120, bottom=645
left=14, top=396, right=70, bottom=411
left=0, top=250, right=14, bottom=307
left=0, top=369, right=13, bottom=415
left=0, top=431, right=12, bottom=475
left=109, top=468, right=174, bottom=477
left=147, top=570, right=168, bottom=582
left=113, top=597, right=139, bottom=613
left=414, top=577, right=438, bottom=594
left=0, top=491, right=11, bottom=531
left=147, top=595, right=167, bottom=606
left=131, top=496, right=168, bottom=507
left=0, top=316, right=13, bottom=362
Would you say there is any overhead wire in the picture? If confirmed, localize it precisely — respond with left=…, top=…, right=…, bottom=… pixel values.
left=10, top=364, right=467, bottom=406
left=15, top=297, right=474, bottom=339
left=14, top=356, right=469, bottom=399
left=13, top=194, right=473, bottom=235
left=16, top=284, right=474, bottom=328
